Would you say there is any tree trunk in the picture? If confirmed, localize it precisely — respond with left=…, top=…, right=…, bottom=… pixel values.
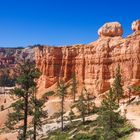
left=88, top=102, right=90, bottom=115
left=87, top=94, right=90, bottom=114
left=128, top=88, right=131, bottom=104
left=82, top=112, right=85, bottom=124
left=34, top=91, right=37, bottom=140
left=23, top=92, right=28, bottom=140
left=61, top=96, right=64, bottom=131
left=73, top=91, right=75, bottom=102
left=109, top=102, right=113, bottom=129
left=118, top=98, right=119, bottom=105
left=33, top=121, right=36, bottom=140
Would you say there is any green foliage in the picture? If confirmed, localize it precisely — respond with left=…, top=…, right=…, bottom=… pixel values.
left=5, top=112, right=22, bottom=129
left=76, top=88, right=87, bottom=123
left=16, top=60, right=41, bottom=89
left=47, top=130, right=70, bottom=140
left=0, top=70, right=16, bottom=87
left=0, top=75, right=5, bottom=87
left=56, top=80, right=69, bottom=131
left=42, top=91, right=55, bottom=99
left=10, top=88, right=25, bottom=98
left=57, top=80, right=69, bottom=98
left=11, top=99, right=24, bottom=115
left=69, top=108, right=75, bottom=122
left=71, top=73, right=78, bottom=102
left=84, top=88, right=95, bottom=114
left=6, top=60, right=42, bottom=139
left=132, top=86, right=140, bottom=92
left=29, top=91, right=47, bottom=130
left=26, top=130, right=35, bottom=139
left=74, top=87, right=96, bottom=121
left=6, top=99, right=24, bottom=129
left=96, top=88, right=126, bottom=140
left=27, top=86, right=48, bottom=140
left=113, top=65, right=123, bottom=104
left=73, top=133, right=95, bottom=140
left=42, top=112, right=131, bottom=140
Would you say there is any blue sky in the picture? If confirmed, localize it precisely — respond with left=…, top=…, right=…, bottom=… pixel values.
left=0, top=0, right=139, bottom=47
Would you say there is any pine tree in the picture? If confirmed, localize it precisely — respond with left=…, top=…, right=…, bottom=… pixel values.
left=71, top=73, right=78, bottom=102
left=69, top=107, right=75, bottom=123
left=0, top=72, right=5, bottom=87
left=76, top=88, right=86, bottom=124
left=84, top=88, right=95, bottom=115
left=0, top=71, right=6, bottom=94
left=6, top=60, right=41, bottom=140
left=57, top=80, right=68, bottom=131
left=29, top=86, right=47, bottom=140
left=5, top=97, right=24, bottom=130
left=113, top=65, right=123, bottom=105
left=96, top=88, right=126, bottom=140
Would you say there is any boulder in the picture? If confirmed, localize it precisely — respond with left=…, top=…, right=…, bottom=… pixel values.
left=132, top=19, right=140, bottom=31
left=98, top=22, right=123, bottom=37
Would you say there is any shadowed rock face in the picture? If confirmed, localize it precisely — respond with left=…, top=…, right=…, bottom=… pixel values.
left=0, top=47, right=35, bottom=68
left=35, top=20, right=140, bottom=95
left=0, top=48, right=35, bottom=86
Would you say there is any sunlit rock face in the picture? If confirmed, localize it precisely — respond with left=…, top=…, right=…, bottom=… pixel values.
left=132, top=19, right=140, bottom=32
left=98, top=22, right=123, bottom=37
left=35, top=21, right=140, bottom=96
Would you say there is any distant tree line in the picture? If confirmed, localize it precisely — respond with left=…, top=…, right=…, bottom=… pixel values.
left=0, top=71, right=16, bottom=87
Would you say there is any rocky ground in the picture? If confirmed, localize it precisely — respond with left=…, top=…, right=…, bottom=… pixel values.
left=126, top=104, right=140, bottom=140
left=0, top=96, right=140, bottom=140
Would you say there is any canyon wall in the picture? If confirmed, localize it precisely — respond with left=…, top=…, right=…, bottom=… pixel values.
left=35, top=20, right=140, bottom=96
left=0, top=47, right=35, bottom=87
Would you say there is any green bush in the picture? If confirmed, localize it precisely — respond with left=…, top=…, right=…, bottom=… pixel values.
left=48, top=131, right=69, bottom=140
left=73, top=133, right=96, bottom=140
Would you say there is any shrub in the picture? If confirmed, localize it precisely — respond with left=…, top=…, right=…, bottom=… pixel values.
left=73, top=133, right=96, bottom=140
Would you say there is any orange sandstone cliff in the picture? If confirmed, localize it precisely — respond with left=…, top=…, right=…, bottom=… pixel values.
left=35, top=20, right=140, bottom=96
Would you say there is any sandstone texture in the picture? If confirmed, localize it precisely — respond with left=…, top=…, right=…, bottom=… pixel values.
left=0, top=47, right=35, bottom=87
left=132, top=20, right=140, bottom=32
left=98, top=22, right=123, bottom=37
left=35, top=20, right=140, bottom=96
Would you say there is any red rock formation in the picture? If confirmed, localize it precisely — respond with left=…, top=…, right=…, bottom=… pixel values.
left=98, top=22, right=123, bottom=37
left=35, top=21, right=140, bottom=96
left=132, top=19, right=140, bottom=32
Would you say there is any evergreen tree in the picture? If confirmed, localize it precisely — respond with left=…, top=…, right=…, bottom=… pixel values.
left=6, top=60, right=41, bottom=140
left=113, top=65, right=123, bottom=104
left=0, top=69, right=16, bottom=87
left=96, top=88, right=126, bottom=140
left=84, top=88, right=95, bottom=115
left=57, top=80, right=68, bottom=131
left=5, top=97, right=24, bottom=129
left=71, top=73, right=77, bottom=102
left=0, top=74, right=5, bottom=87
left=69, top=107, right=75, bottom=123
left=29, top=86, right=47, bottom=140
left=76, top=88, right=87, bottom=124
left=0, top=70, right=6, bottom=94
